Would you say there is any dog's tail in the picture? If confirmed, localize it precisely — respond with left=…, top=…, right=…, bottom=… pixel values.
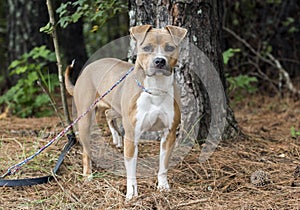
left=64, top=60, right=75, bottom=96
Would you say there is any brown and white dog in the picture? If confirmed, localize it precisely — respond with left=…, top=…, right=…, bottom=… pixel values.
left=65, top=25, right=187, bottom=200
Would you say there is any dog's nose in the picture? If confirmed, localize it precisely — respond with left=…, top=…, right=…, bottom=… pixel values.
left=153, top=57, right=166, bottom=68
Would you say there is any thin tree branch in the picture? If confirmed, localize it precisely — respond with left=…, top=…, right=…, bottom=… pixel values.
left=267, top=53, right=300, bottom=95
left=37, top=80, right=64, bottom=123
left=46, top=0, right=74, bottom=127
left=223, top=26, right=300, bottom=96
left=223, top=27, right=274, bottom=67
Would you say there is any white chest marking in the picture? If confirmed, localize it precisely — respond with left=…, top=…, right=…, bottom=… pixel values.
left=135, top=74, right=175, bottom=133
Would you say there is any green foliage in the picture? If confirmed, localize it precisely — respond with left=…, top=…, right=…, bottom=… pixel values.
left=261, top=41, right=273, bottom=56
left=224, top=0, right=299, bottom=95
left=266, top=0, right=282, bottom=4
left=227, top=75, right=258, bottom=93
left=56, top=0, right=126, bottom=29
left=226, top=74, right=258, bottom=102
left=223, top=48, right=241, bottom=65
left=223, top=48, right=258, bottom=100
left=291, top=127, right=300, bottom=139
left=39, top=22, right=53, bottom=34
left=282, top=17, right=298, bottom=34
left=0, top=46, right=58, bottom=118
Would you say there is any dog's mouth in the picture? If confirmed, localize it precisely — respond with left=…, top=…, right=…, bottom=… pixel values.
left=146, top=67, right=172, bottom=77
left=145, top=56, right=173, bottom=77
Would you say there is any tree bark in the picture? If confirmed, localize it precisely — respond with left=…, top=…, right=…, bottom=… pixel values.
left=129, top=0, right=240, bottom=143
left=6, top=0, right=50, bottom=86
left=57, top=0, right=88, bottom=84
left=5, top=0, right=88, bottom=87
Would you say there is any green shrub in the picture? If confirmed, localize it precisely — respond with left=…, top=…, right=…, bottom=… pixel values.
left=55, top=0, right=126, bottom=29
left=291, top=127, right=300, bottom=138
left=223, top=48, right=258, bottom=101
left=227, top=74, right=258, bottom=94
left=0, top=46, right=58, bottom=118
left=223, top=48, right=241, bottom=65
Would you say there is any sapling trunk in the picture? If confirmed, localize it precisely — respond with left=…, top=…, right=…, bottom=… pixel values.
left=45, top=0, right=74, bottom=131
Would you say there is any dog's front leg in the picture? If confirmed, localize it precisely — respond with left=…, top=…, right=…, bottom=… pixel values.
left=158, top=128, right=176, bottom=191
left=124, top=134, right=139, bottom=200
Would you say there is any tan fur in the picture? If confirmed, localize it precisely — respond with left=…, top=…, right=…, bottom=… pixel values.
left=64, top=25, right=187, bottom=189
left=64, top=65, right=75, bottom=96
left=162, top=98, right=181, bottom=168
left=82, top=153, right=92, bottom=175
left=124, top=137, right=135, bottom=159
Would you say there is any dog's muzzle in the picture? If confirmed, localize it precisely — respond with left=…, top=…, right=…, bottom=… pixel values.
left=147, top=57, right=172, bottom=77
left=154, top=57, right=166, bottom=69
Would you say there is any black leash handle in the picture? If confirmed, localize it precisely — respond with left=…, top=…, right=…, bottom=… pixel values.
left=0, top=133, right=76, bottom=187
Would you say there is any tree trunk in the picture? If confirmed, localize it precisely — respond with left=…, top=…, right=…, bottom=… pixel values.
left=6, top=0, right=50, bottom=86
left=5, top=0, right=88, bottom=87
left=57, top=0, right=88, bottom=84
left=0, top=1, right=6, bottom=92
left=129, top=0, right=240, bottom=147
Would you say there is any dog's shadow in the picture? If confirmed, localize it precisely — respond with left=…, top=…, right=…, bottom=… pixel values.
left=69, top=105, right=194, bottom=178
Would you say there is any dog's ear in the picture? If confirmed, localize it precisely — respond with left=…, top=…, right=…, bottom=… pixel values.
left=130, top=25, right=152, bottom=45
left=165, top=25, right=187, bottom=46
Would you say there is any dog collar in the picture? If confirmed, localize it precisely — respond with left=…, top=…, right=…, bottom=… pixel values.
left=134, top=77, right=168, bottom=96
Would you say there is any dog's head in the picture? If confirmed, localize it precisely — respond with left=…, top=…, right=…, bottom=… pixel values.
left=130, top=25, right=187, bottom=77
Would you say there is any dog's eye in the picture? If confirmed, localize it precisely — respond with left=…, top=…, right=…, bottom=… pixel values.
left=142, top=45, right=152, bottom=52
left=165, top=45, right=175, bottom=52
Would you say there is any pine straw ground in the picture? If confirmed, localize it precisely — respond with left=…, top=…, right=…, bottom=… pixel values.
left=0, top=94, right=299, bottom=209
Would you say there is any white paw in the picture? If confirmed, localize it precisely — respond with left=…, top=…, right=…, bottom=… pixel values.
left=157, top=182, right=170, bottom=192
left=87, top=174, right=94, bottom=181
left=126, top=180, right=138, bottom=201
left=157, top=174, right=170, bottom=191
left=116, top=140, right=122, bottom=148
left=82, top=173, right=93, bottom=182
left=112, top=133, right=122, bottom=148
left=125, top=192, right=138, bottom=201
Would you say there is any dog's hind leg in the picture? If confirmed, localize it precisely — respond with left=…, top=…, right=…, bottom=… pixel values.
left=105, top=109, right=122, bottom=148
left=77, top=112, right=93, bottom=176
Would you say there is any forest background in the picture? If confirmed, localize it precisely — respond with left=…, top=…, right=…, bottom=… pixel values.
left=0, top=1, right=299, bottom=209
left=0, top=0, right=299, bottom=118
